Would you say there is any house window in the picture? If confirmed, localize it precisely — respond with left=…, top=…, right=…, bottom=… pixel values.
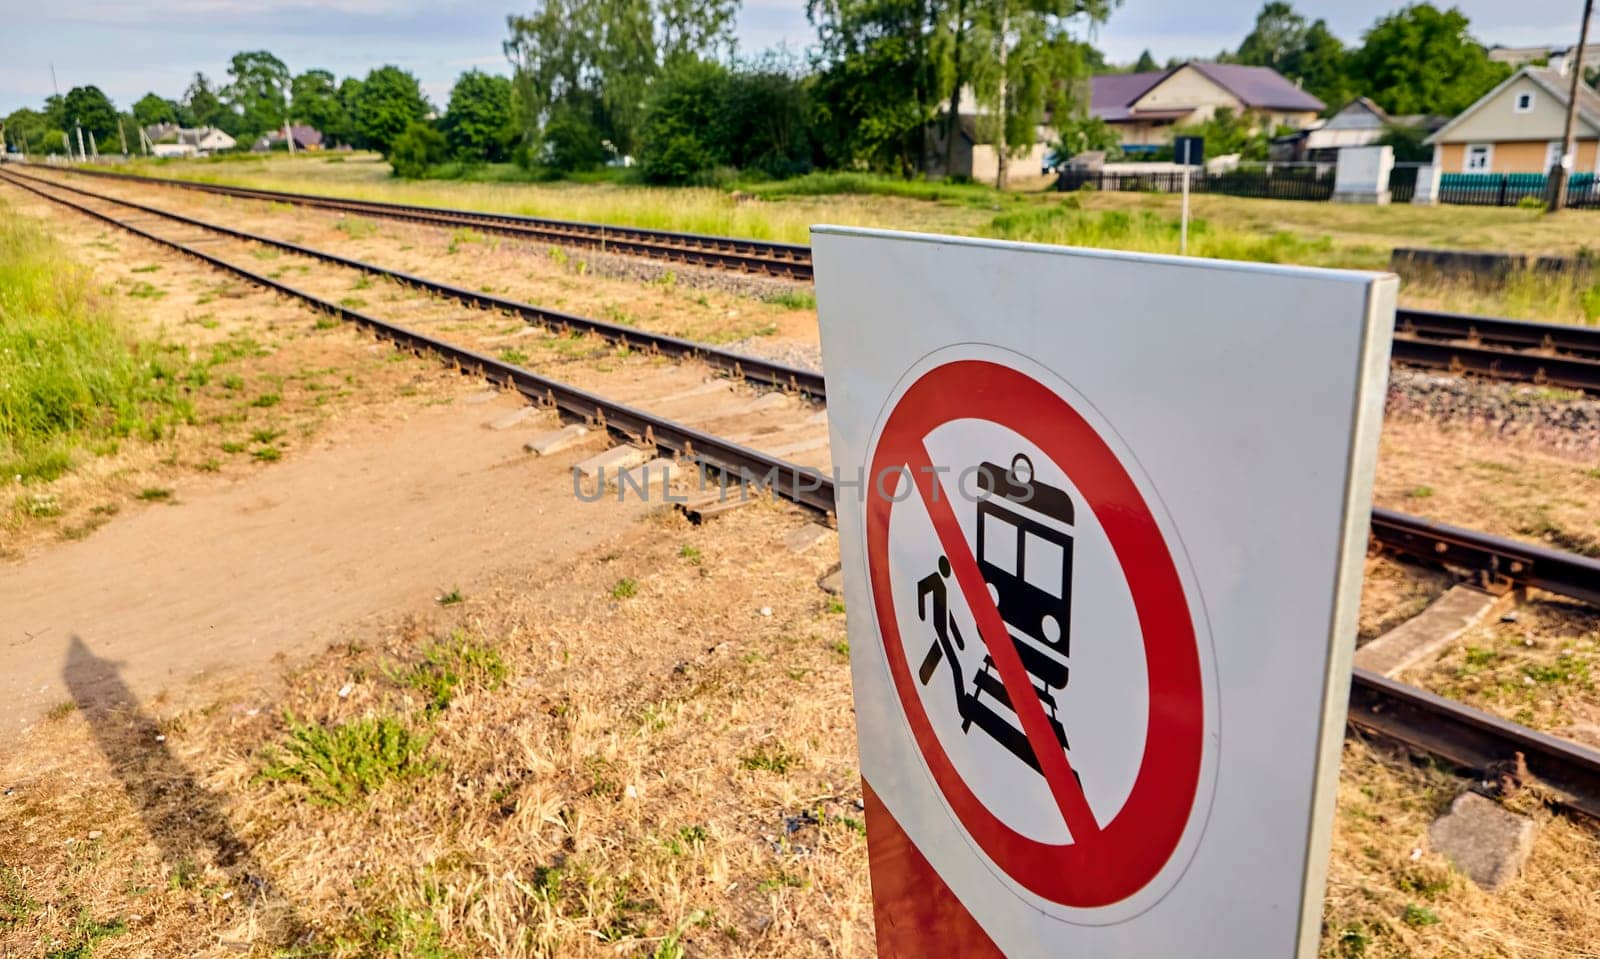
left=1465, top=144, right=1492, bottom=172
left=1514, top=92, right=1534, bottom=114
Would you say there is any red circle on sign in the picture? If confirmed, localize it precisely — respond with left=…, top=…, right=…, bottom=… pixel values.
left=866, top=358, right=1205, bottom=908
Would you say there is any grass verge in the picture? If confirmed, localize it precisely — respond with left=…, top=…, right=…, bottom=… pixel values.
left=0, top=199, right=196, bottom=484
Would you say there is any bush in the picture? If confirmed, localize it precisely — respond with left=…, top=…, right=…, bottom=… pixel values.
left=638, top=59, right=732, bottom=183
left=539, top=102, right=609, bottom=172
left=388, top=121, right=448, bottom=178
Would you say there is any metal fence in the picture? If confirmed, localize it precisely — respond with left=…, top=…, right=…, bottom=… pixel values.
left=1055, top=166, right=1335, bottom=202
left=1057, top=164, right=1600, bottom=209
left=1437, top=172, right=1599, bottom=208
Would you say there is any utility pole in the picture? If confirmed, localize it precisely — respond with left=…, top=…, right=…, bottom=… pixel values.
left=89, top=131, right=98, bottom=159
left=1549, top=0, right=1594, bottom=213
left=994, top=0, right=1010, bottom=191
left=118, top=117, right=128, bottom=156
left=75, top=122, right=85, bottom=162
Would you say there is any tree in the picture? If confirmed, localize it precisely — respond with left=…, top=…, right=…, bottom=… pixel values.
left=638, top=58, right=731, bottom=182
left=966, top=0, right=1117, bottom=188
left=1133, top=49, right=1158, bottom=72
left=180, top=73, right=227, bottom=129
left=336, top=77, right=365, bottom=147
left=389, top=121, right=449, bottom=177
left=3, top=108, right=64, bottom=154
left=442, top=70, right=516, bottom=162
left=1283, top=19, right=1352, bottom=109
left=355, top=66, right=429, bottom=155
left=62, top=86, right=118, bottom=142
left=1348, top=4, right=1510, bottom=116
left=132, top=93, right=178, bottom=128
left=503, top=0, right=740, bottom=168
left=291, top=69, right=347, bottom=142
left=1235, top=2, right=1307, bottom=73
left=1376, top=122, right=1433, bottom=162
left=224, top=50, right=291, bottom=139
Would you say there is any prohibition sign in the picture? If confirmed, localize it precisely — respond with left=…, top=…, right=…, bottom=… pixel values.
left=865, top=356, right=1208, bottom=911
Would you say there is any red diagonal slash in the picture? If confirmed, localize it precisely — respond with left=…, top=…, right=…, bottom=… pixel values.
left=903, top=444, right=1100, bottom=843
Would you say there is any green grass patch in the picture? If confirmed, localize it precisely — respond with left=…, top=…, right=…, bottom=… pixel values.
left=988, top=201, right=1335, bottom=264
left=0, top=205, right=197, bottom=483
left=393, top=633, right=508, bottom=715
left=250, top=392, right=282, bottom=408
left=257, top=713, right=435, bottom=806
left=252, top=446, right=282, bottom=462
left=136, top=487, right=172, bottom=501
left=125, top=280, right=166, bottom=300
left=740, top=744, right=800, bottom=774
left=335, top=217, right=379, bottom=239
left=611, top=578, right=638, bottom=600
left=764, top=289, right=816, bottom=310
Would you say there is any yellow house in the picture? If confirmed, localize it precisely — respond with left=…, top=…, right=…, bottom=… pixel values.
left=1426, top=67, right=1600, bottom=174
left=1090, top=62, right=1324, bottom=150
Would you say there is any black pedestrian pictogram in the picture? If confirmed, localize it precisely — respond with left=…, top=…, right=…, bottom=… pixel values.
left=916, top=455, right=1076, bottom=776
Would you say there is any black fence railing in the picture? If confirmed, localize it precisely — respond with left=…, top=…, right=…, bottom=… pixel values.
left=1056, top=167, right=1336, bottom=202
left=1389, top=165, right=1419, bottom=203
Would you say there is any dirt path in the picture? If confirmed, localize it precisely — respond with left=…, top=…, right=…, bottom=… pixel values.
left=0, top=392, right=645, bottom=743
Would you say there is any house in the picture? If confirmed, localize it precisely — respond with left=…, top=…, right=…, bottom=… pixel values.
left=253, top=124, right=325, bottom=152
left=1090, top=62, right=1324, bottom=151
left=924, top=104, right=1050, bottom=184
left=1270, top=98, right=1445, bottom=163
left=1425, top=66, right=1600, bottom=174
left=183, top=127, right=236, bottom=153
left=1488, top=43, right=1600, bottom=70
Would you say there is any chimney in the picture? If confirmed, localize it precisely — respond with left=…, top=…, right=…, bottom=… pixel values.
left=1550, top=49, right=1571, bottom=76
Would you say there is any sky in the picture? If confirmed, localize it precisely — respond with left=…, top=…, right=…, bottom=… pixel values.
left=2, top=0, right=1591, bottom=116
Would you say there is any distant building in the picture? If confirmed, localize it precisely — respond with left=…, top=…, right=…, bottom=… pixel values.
left=1090, top=62, right=1324, bottom=151
left=1488, top=43, right=1600, bottom=72
left=144, top=125, right=236, bottom=155
left=924, top=111, right=1050, bottom=184
left=1425, top=66, right=1600, bottom=174
left=253, top=125, right=325, bottom=152
left=1270, top=98, right=1445, bottom=163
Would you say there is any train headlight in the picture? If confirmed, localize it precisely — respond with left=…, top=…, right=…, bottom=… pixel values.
left=1041, top=614, right=1061, bottom=643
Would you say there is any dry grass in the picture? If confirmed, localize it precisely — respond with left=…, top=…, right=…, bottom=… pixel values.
left=1324, top=737, right=1600, bottom=958
left=0, top=502, right=867, bottom=957
left=1402, top=596, right=1600, bottom=740
left=2, top=493, right=1597, bottom=956
left=0, top=185, right=464, bottom=558
left=96, top=154, right=1600, bottom=326
left=1372, top=419, right=1600, bottom=557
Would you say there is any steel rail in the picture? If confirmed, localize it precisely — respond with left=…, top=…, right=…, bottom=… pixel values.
left=1349, top=668, right=1600, bottom=820
left=51, top=166, right=1600, bottom=392
left=10, top=168, right=1596, bottom=604
left=44, top=164, right=816, bottom=280
left=0, top=169, right=834, bottom=514
left=3, top=168, right=824, bottom=399
left=1394, top=305, right=1600, bottom=393
left=12, top=166, right=1600, bottom=821
left=1369, top=508, right=1600, bottom=606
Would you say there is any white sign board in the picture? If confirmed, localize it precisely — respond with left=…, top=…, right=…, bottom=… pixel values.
left=813, top=227, right=1395, bottom=958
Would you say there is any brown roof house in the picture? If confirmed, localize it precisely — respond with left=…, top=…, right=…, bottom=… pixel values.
left=1425, top=66, right=1600, bottom=174
left=1090, top=62, right=1324, bottom=150
left=1271, top=98, right=1446, bottom=163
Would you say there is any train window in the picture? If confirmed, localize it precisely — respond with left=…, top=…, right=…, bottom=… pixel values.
left=983, top=512, right=1018, bottom=575
left=1023, top=531, right=1065, bottom=597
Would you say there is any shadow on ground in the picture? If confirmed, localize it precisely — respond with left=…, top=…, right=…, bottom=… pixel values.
left=63, top=635, right=314, bottom=951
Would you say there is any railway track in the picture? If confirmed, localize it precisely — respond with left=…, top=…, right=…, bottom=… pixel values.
left=43, top=164, right=816, bottom=281
left=48, top=163, right=1600, bottom=394
left=6, top=164, right=1600, bottom=821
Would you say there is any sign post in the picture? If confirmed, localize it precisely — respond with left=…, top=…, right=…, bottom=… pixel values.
left=813, top=228, right=1395, bottom=957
